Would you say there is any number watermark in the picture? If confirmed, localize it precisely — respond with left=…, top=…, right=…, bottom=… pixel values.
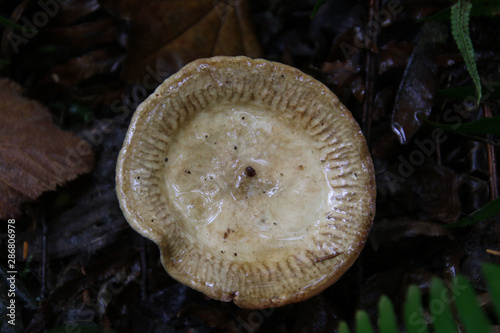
left=6, top=218, right=17, bottom=326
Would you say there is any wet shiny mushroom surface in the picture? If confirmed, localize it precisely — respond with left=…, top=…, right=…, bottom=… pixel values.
left=116, top=56, right=376, bottom=309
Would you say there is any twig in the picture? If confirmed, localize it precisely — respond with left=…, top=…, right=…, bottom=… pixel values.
left=362, top=0, right=379, bottom=144
left=484, top=104, right=498, bottom=200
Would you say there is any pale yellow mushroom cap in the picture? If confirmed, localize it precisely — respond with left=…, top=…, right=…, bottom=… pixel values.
left=116, top=56, right=376, bottom=309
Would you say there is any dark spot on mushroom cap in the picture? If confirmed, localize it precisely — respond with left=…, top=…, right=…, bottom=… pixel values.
left=245, top=166, right=256, bottom=177
left=234, top=145, right=237, bottom=150
left=164, top=157, right=168, bottom=162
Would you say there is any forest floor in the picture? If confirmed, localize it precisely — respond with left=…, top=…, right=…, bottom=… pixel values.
left=0, top=0, right=499, bottom=332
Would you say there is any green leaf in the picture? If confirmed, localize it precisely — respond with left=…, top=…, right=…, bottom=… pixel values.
left=338, top=321, right=352, bottom=333
left=404, top=285, right=430, bottom=333
left=430, top=278, right=458, bottom=333
left=446, top=196, right=500, bottom=228
left=423, top=115, right=500, bottom=136
left=378, top=296, right=399, bottom=333
left=436, top=82, right=500, bottom=100
left=310, top=0, right=326, bottom=19
left=451, top=0, right=482, bottom=104
left=483, top=263, right=500, bottom=321
left=0, top=15, right=36, bottom=33
left=453, top=275, right=492, bottom=333
left=335, top=263, right=500, bottom=333
left=420, top=0, right=500, bottom=22
left=0, top=15, right=27, bottom=31
left=355, top=310, right=374, bottom=333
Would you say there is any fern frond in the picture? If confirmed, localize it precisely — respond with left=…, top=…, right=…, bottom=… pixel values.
left=483, top=263, right=500, bottom=320
left=338, top=321, right=351, bottom=333
left=378, top=296, right=398, bottom=333
left=451, top=0, right=482, bottom=104
left=430, top=278, right=458, bottom=333
left=404, top=285, right=430, bottom=333
left=355, top=310, right=374, bottom=333
left=453, top=275, right=492, bottom=332
left=339, top=263, right=500, bottom=333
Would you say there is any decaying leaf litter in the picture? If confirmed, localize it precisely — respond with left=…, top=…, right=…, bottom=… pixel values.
left=0, top=0, right=499, bottom=332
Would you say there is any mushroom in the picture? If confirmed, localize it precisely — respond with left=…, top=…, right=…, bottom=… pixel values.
left=116, top=56, right=376, bottom=309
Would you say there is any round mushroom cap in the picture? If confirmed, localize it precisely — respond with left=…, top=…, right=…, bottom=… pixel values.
left=116, top=56, right=376, bottom=309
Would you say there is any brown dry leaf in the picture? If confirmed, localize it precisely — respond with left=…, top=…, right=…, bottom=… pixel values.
left=0, top=79, right=94, bottom=219
left=100, top=0, right=263, bottom=82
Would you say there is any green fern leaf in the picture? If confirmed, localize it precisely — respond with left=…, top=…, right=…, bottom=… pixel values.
left=378, top=296, right=399, bottom=333
left=451, top=0, right=482, bottom=103
left=404, top=285, right=430, bottom=333
left=430, top=278, right=458, bottom=333
left=0, top=15, right=34, bottom=32
left=446, top=196, right=500, bottom=228
left=483, top=263, right=500, bottom=321
left=310, top=0, right=326, bottom=19
left=338, top=321, right=352, bottom=333
left=335, top=263, right=500, bottom=333
left=453, top=275, right=492, bottom=332
left=355, top=310, right=374, bottom=333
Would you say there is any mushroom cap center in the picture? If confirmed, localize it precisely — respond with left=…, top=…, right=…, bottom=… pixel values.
left=163, top=104, right=333, bottom=262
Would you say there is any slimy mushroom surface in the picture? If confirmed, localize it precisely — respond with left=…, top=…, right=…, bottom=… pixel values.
left=116, top=56, right=376, bottom=309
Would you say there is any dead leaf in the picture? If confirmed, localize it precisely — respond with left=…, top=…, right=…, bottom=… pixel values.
left=0, top=79, right=94, bottom=218
left=1, top=0, right=125, bottom=108
left=391, top=21, right=447, bottom=144
left=178, top=303, right=240, bottom=333
left=370, top=217, right=455, bottom=250
left=378, top=40, right=414, bottom=74
left=32, top=47, right=124, bottom=106
left=28, top=120, right=131, bottom=260
left=322, top=60, right=365, bottom=102
left=407, top=166, right=462, bottom=224
left=100, top=0, right=263, bottom=82
left=178, top=303, right=268, bottom=333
